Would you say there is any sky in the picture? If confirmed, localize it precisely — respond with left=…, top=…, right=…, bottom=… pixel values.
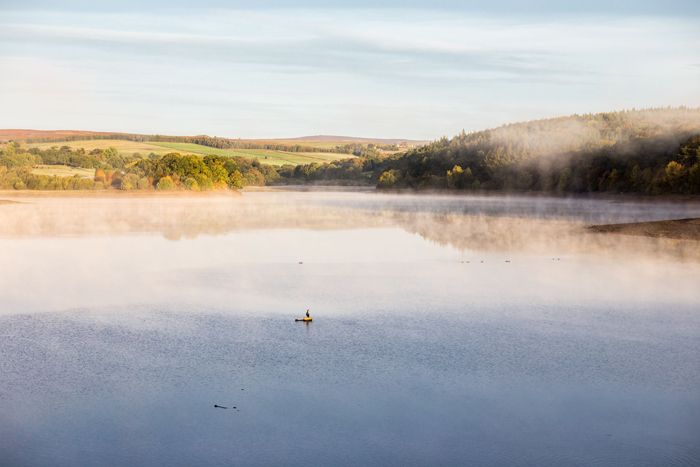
left=1, top=0, right=699, bottom=139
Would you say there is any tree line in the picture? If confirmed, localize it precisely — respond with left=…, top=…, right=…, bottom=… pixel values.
left=20, top=133, right=360, bottom=154
left=0, top=143, right=280, bottom=191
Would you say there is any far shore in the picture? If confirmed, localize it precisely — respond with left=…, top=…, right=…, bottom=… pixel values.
left=588, top=218, right=700, bottom=240
left=2, top=187, right=700, bottom=205
left=245, top=185, right=374, bottom=192
left=0, top=189, right=241, bottom=200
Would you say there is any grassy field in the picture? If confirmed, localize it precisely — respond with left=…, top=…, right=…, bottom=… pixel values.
left=27, top=139, right=174, bottom=156
left=250, top=136, right=428, bottom=149
left=27, top=139, right=352, bottom=166
left=247, top=140, right=344, bottom=150
left=31, top=165, right=95, bottom=178
left=148, top=142, right=348, bottom=165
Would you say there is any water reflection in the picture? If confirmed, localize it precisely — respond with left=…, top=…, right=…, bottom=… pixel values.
left=1, top=192, right=698, bottom=261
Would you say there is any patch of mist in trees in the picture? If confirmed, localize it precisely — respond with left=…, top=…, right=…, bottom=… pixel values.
left=484, top=107, right=700, bottom=161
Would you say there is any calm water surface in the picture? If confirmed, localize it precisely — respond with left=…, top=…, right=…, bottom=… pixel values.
left=1, top=191, right=699, bottom=466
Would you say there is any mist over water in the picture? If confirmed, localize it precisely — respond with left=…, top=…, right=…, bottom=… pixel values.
left=1, top=191, right=699, bottom=466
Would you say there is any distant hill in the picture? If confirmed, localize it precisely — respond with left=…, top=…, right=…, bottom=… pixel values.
left=0, top=129, right=424, bottom=165
left=279, top=107, right=700, bottom=195
left=272, top=135, right=428, bottom=146
left=0, top=129, right=424, bottom=148
left=0, top=129, right=112, bottom=142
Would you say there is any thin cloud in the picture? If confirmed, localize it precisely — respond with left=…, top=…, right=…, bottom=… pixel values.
left=0, top=7, right=698, bottom=138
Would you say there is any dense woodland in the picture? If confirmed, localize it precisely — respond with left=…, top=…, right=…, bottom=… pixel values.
left=279, top=108, right=700, bottom=195
left=2, top=108, right=699, bottom=194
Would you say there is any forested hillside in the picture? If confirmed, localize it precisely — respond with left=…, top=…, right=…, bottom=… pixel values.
left=281, top=108, right=700, bottom=195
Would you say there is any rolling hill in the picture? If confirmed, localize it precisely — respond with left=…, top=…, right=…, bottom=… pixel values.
left=1, top=130, right=425, bottom=166
left=24, top=139, right=346, bottom=166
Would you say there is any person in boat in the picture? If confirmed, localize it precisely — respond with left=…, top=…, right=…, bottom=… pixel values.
left=305, top=309, right=311, bottom=318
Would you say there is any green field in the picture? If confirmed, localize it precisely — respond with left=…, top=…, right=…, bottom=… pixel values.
left=31, top=165, right=95, bottom=178
left=148, top=142, right=348, bottom=166
left=27, top=139, right=352, bottom=166
left=254, top=140, right=343, bottom=150
left=28, top=139, right=174, bottom=156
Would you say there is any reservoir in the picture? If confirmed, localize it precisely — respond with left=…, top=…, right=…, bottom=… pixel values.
left=1, top=191, right=699, bottom=466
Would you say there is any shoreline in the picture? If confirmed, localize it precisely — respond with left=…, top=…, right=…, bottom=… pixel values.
left=588, top=218, right=700, bottom=240
left=0, top=189, right=241, bottom=200
left=3, top=186, right=699, bottom=202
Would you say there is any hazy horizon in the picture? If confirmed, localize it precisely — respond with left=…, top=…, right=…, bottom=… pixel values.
left=1, top=0, right=699, bottom=139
